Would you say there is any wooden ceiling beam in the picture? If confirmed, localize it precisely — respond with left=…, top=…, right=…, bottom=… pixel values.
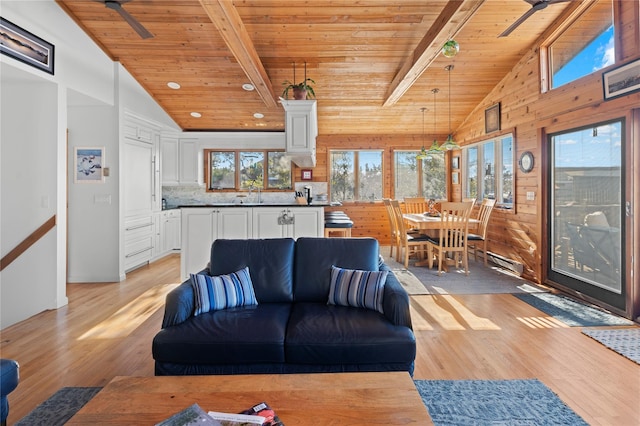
left=383, top=0, right=485, bottom=107
left=199, top=0, right=278, bottom=108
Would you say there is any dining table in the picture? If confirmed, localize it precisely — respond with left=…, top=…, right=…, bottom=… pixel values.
left=402, top=213, right=480, bottom=268
left=403, top=213, right=480, bottom=231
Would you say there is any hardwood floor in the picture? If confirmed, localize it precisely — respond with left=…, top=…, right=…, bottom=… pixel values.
left=1, top=254, right=638, bottom=425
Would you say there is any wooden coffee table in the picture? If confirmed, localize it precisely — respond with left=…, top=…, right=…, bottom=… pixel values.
left=67, top=371, right=431, bottom=425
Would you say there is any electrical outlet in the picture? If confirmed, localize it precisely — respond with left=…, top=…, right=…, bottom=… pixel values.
left=526, top=191, right=535, bottom=201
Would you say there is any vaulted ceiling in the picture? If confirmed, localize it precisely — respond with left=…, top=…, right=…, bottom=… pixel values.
left=56, top=0, right=582, bottom=136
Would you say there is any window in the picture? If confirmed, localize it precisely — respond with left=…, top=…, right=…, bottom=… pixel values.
left=330, top=150, right=383, bottom=202
left=205, top=149, right=291, bottom=191
left=462, top=134, right=513, bottom=207
left=394, top=150, right=446, bottom=200
left=548, top=0, right=614, bottom=89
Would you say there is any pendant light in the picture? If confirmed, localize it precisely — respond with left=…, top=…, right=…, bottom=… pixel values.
left=442, top=39, right=459, bottom=58
left=416, top=107, right=429, bottom=160
left=427, top=88, right=442, bottom=153
left=441, top=64, right=460, bottom=151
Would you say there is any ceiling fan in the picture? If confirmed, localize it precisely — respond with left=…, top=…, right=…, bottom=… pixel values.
left=499, top=0, right=572, bottom=38
left=97, top=0, right=153, bottom=39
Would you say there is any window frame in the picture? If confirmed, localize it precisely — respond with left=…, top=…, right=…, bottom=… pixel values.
left=461, top=132, right=514, bottom=209
left=204, top=148, right=291, bottom=192
left=393, top=149, right=447, bottom=200
left=329, top=149, right=384, bottom=202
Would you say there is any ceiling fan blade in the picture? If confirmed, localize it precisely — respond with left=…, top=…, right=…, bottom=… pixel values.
left=498, top=6, right=539, bottom=38
left=105, top=1, right=153, bottom=39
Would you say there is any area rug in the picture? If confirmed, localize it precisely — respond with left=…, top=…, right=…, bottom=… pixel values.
left=414, top=379, right=588, bottom=425
left=382, top=254, right=546, bottom=295
left=15, top=387, right=101, bottom=426
left=514, top=293, right=634, bottom=327
left=582, top=328, right=640, bottom=365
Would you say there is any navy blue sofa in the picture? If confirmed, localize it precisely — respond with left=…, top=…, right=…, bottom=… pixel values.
left=152, top=237, right=416, bottom=376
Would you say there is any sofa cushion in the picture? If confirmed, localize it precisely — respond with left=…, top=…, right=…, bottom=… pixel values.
left=285, top=303, right=416, bottom=366
left=210, top=238, right=295, bottom=303
left=328, top=266, right=387, bottom=314
left=294, top=237, right=381, bottom=303
left=153, top=304, right=292, bottom=365
left=191, top=267, right=257, bottom=315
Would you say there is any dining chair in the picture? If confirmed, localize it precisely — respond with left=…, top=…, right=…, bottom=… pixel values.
left=425, top=201, right=473, bottom=275
left=390, top=199, right=431, bottom=268
left=382, top=199, right=399, bottom=259
left=403, top=197, right=428, bottom=214
left=466, top=198, right=496, bottom=266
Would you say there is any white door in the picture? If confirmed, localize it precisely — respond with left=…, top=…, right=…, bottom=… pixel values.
left=217, top=208, right=252, bottom=239
left=181, top=208, right=214, bottom=279
left=253, top=208, right=287, bottom=239
left=289, top=207, right=324, bottom=238
left=123, top=138, right=153, bottom=217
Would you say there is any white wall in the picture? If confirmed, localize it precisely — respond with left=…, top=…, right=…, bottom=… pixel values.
left=1, top=1, right=177, bottom=328
left=1, top=73, right=59, bottom=328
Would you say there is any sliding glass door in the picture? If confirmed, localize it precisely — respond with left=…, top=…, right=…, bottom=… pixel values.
left=547, top=119, right=625, bottom=310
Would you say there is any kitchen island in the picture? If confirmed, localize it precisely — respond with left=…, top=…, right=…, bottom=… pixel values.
left=180, top=204, right=326, bottom=279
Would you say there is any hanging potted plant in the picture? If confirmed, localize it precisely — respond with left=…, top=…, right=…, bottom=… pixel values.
left=282, top=78, right=316, bottom=100
left=281, top=61, right=316, bottom=100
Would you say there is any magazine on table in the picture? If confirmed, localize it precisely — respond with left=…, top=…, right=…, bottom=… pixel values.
left=156, top=401, right=283, bottom=426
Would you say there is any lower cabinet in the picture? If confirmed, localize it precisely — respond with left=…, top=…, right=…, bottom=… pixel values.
left=181, top=206, right=324, bottom=280
left=163, top=209, right=181, bottom=253
left=253, top=207, right=324, bottom=239
left=124, top=215, right=154, bottom=271
left=181, top=208, right=252, bottom=279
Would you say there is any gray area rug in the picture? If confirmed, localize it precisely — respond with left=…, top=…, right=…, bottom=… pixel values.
left=415, top=379, right=588, bottom=425
left=15, top=387, right=101, bottom=426
left=582, top=328, right=640, bottom=365
left=382, top=253, right=546, bottom=295
left=515, top=293, right=634, bottom=327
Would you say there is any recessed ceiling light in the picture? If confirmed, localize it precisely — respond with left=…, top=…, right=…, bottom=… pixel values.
left=242, top=83, right=255, bottom=91
left=253, top=112, right=264, bottom=119
left=190, top=112, right=202, bottom=118
left=167, top=82, right=181, bottom=89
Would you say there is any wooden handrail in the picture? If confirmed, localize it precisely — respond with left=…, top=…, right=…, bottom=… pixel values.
left=1, top=215, right=56, bottom=272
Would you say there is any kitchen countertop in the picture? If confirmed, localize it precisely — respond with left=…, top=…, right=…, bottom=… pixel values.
left=177, top=202, right=332, bottom=208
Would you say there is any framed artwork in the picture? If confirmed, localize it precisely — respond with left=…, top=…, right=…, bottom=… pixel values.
left=301, top=169, right=313, bottom=180
left=452, top=172, right=459, bottom=185
left=484, top=102, right=500, bottom=133
left=452, top=156, right=460, bottom=170
left=75, top=147, right=105, bottom=183
left=602, top=58, right=640, bottom=100
left=0, top=17, right=54, bottom=74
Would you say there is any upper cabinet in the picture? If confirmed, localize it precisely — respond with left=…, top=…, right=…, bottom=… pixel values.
left=161, top=137, right=199, bottom=186
left=281, top=100, right=317, bottom=167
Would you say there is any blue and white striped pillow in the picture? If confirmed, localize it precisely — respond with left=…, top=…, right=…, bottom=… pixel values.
left=328, top=265, right=388, bottom=314
left=190, top=267, right=258, bottom=315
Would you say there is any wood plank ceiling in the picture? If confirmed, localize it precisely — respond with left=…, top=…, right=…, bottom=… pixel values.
left=56, top=0, right=578, bottom=136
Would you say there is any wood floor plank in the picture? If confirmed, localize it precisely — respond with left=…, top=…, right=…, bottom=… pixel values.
left=1, top=254, right=638, bottom=424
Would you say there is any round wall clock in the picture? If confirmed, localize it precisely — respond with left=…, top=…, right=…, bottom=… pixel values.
left=519, top=151, right=534, bottom=173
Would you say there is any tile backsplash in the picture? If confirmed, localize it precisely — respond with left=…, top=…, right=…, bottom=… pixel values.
left=162, top=182, right=328, bottom=208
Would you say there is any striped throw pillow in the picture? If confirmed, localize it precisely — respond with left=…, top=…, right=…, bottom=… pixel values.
left=328, top=265, right=388, bottom=314
left=190, top=267, right=257, bottom=315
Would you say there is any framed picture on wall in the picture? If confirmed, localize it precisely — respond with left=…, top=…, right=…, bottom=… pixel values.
left=602, top=58, right=640, bottom=100
left=0, top=17, right=55, bottom=75
left=74, top=147, right=105, bottom=183
left=301, top=169, right=313, bottom=180
left=452, top=172, right=459, bottom=185
left=485, top=102, right=500, bottom=133
left=452, top=156, right=460, bottom=170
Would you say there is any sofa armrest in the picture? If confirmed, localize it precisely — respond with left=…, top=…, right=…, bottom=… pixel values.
left=379, top=264, right=413, bottom=329
left=161, top=268, right=206, bottom=328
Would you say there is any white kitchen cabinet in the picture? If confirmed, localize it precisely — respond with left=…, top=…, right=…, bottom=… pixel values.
left=179, top=139, right=199, bottom=184
left=163, top=209, right=181, bottom=253
left=181, top=207, right=252, bottom=279
left=281, top=100, right=317, bottom=167
left=124, top=215, right=154, bottom=271
left=160, top=137, right=199, bottom=185
left=252, top=207, right=324, bottom=239
left=161, top=136, right=179, bottom=185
